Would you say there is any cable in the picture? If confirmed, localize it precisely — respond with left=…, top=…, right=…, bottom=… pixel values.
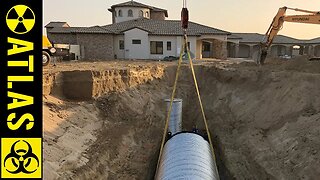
left=183, top=0, right=186, bottom=8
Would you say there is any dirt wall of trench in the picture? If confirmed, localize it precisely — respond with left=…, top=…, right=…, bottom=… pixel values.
left=44, top=60, right=320, bottom=180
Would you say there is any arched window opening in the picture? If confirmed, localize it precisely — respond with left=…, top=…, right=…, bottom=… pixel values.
left=128, top=9, right=133, bottom=17
left=139, top=10, right=144, bottom=17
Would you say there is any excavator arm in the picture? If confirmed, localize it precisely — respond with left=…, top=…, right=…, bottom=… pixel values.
left=258, top=7, right=320, bottom=65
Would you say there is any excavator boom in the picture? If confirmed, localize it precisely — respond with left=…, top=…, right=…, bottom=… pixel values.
left=286, top=7, right=319, bottom=14
left=258, top=7, right=320, bottom=65
left=284, top=15, right=320, bottom=24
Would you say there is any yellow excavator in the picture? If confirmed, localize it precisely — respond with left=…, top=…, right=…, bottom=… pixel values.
left=42, top=36, right=56, bottom=66
left=258, top=7, right=320, bottom=65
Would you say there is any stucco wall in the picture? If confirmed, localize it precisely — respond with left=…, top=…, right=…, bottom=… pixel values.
left=114, top=7, right=150, bottom=23
left=149, top=36, right=177, bottom=59
left=196, top=40, right=203, bottom=59
left=188, top=36, right=197, bottom=57
left=113, top=35, right=125, bottom=59
left=176, top=36, right=197, bottom=59
left=124, top=28, right=149, bottom=59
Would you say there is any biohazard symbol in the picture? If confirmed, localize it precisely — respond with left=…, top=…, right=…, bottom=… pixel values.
left=4, top=140, right=39, bottom=174
left=6, top=5, right=35, bottom=34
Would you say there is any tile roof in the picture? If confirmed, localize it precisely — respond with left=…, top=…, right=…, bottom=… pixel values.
left=45, top=22, right=69, bottom=28
left=102, top=18, right=231, bottom=36
left=110, top=1, right=168, bottom=17
left=306, top=37, right=320, bottom=44
left=49, top=26, right=113, bottom=34
left=232, top=33, right=313, bottom=44
left=273, top=35, right=301, bottom=44
left=231, top=33, right=264, bottom=43
left=227, top=34, right=242, bottom=40
left=46, top=20, right=319, bottom=45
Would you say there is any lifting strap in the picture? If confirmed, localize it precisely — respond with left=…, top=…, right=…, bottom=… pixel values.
left=155, top=1, right=220, bottom=178
left=184, top=34, right=220, bottom=179
left=155, top=38, right=184, bottom=174
left=155, top=29, right=220, bottom=180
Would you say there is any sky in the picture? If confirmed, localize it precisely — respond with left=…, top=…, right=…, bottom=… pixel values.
left=43, top=0, right=320, bottom=39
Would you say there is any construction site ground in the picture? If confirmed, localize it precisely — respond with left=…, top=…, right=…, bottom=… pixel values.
left=43, top=57, right=320, bottom=180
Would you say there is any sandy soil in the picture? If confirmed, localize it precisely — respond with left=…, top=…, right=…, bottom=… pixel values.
left=43, top=57, right=320, bottom=179
left=43, top=95, right=102, bottom=179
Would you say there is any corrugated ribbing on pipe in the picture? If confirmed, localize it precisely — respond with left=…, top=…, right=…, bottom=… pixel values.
left=156, top=132, right=219, bottom=180
left=164, top=98, right=182, bottom=135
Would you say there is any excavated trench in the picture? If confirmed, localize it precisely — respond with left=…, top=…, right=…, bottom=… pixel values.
left=43, top=61, right=320, bottom=180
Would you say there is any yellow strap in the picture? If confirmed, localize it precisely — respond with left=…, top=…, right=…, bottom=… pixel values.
left=155, top=43, right=184, bottom=175
left=185, top=35, right=220, bottom=179
left=155, top=34, right=220, bottom=180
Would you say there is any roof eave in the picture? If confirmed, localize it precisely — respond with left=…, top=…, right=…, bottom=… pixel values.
left=49, top=32, right=71, bottom=34
left=228, top=38, right=242, bottom=40
left=50, top=32, right=113, bottom=34
left=111, top=5, right=148, bottom=9
left=120, top=27, right=151, bottom=33
left=240, top=41, right=260, bottom=43
left=201, top=33, right=231, bottom=36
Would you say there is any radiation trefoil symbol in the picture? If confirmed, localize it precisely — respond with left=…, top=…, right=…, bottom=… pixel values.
left=6, top=5, right=35, bottom=34
left=4, top=140, right=39, bottom=174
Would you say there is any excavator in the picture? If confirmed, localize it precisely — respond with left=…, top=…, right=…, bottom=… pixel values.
left=258, top=7, right=320, bottom=65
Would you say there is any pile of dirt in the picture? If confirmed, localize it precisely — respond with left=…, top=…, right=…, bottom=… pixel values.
left=43, top=59, right=320, bottom=179
left=235, top=56, right=320, bottom=74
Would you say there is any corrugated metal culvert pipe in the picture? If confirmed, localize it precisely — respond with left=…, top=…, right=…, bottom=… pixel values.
left=155, top=132, right=219, bottom=180
left=164, top=98, right=182, bottom=135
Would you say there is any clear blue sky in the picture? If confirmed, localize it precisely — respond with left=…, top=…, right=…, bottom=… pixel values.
left=43, top=0, right=320, bottom=39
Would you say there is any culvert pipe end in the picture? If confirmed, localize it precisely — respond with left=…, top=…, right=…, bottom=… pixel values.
left=156, top=132, right=219, bottom=180
left=164, top=98, right=182, bottom=135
